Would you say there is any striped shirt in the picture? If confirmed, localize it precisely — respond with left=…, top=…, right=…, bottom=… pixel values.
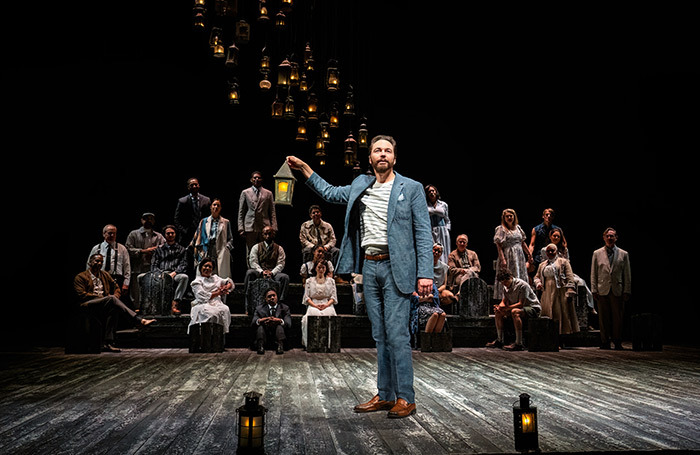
left=360, top=180, right=393, bottom=254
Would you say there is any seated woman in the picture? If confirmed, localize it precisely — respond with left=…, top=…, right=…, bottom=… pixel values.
left=300, top=259, right=338, bottom=348
left=410, top=282, right=446, bottom=338
left=188, top=258, right=233, bottom=335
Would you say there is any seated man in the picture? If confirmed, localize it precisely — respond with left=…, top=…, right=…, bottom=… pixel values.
left=300, top=244, right=334, bottom=283
left=486, top=270, right=541, bottom=351
left=245, top=226, right=290, bottom=306
left=299, top=204, right=340, bottom=268
left=446, top=234, right=481, bottom=297
left=74, top=254, right=155, bottom=352
left=251, top=288, right=292, bottom=354
left=151, top=225, right=190, bottom=315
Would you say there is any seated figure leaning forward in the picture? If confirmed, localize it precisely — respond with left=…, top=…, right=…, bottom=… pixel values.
left=188, top=258, right=233, bottom=335
left=251, top=288, right=292, bottom=355
left=74, top=253, right=155, bottom=352
left=486, top=269, right=541, bottom=351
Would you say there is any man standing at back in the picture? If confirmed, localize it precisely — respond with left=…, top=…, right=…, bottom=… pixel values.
left=238, top=171, right=278, bottom=267
left=287, top=135, right=433, bottom=419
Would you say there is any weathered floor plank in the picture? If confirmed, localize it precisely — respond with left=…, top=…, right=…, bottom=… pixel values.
left=0, top=345, right=699, bottom=454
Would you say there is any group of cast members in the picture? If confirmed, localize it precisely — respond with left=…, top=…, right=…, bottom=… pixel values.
left=75, top=174, right=631, bottom=354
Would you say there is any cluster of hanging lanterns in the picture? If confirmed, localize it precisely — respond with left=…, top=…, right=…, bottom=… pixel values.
left=191, top=0, right=369, bottom=170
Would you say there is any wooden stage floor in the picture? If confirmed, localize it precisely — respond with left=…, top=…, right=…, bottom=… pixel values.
left=1, top=344, right=698, bottom=455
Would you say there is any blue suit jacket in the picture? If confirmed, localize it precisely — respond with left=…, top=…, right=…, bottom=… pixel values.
left=306, top=171, right=433, bottom=295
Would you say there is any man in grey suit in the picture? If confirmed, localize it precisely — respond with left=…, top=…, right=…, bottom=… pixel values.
left=238, top=171, right=278, bottom=267
left=287, top=135, right=433, bottom=419
left=591, top=227, right=631, bottom=350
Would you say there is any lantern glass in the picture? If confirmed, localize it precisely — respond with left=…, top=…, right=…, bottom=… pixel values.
left=521, top=412, right=536, bottom=433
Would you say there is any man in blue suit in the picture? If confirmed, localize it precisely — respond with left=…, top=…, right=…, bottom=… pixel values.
left=287, top=135, right=433, bottom=418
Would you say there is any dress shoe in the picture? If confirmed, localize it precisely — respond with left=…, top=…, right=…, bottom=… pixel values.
left=171, top=301, right=181, bottom=316
left=276, top=342, right=284, bottom=355
left=257, top=341, right=265, bottom=355
left=102, top=344, right=121, bottom=353
left=387, top=398, right=416, bottom=419
left=353, top=395, right=395, bottom=413
left=503, top=343, right=524, bottom=351
left=485, top=339, right=504, bottom=349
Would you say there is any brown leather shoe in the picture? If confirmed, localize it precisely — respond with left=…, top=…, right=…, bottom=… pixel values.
left=353, top=395, right=395, bottom=413
left=387, top=398, right=416, bottom=419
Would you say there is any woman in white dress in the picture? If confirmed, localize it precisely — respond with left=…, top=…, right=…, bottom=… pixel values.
left=188, top=258, right=233, bottom=334
left=301, top=259, right=338, bottom=348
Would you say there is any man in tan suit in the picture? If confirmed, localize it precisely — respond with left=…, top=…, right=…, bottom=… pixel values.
left=591, top=227, right=631, bottom=350
left=238, top=171, right=277, bottom=266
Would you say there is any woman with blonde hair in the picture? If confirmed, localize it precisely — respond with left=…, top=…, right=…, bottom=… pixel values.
left=493, top=208, right=533, bottom=299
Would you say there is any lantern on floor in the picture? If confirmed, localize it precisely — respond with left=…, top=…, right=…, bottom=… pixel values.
left=273, top=161, right=297, bottom=206
left=236, top=391, right=267, bottom=453
left=513, top=393, right=539, bottom=453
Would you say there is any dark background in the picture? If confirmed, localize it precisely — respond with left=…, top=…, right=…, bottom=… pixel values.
left=2, top=2, right=695, bottom=348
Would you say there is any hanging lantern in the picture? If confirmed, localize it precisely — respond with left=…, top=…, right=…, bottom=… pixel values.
left=284, top=94, right=296, bottom=120
left=271, top=94, right=283, bottom=119
left=257, top=0, right=269, bottom=23
left=228, top=79, right=240, bottom=105
left=343, top=89, right=355, bottom=118
left=277, top=57, right=291, bottom=89
left=319, top=115, right=330, bottom=143
left=289, top=61, right=300, bottom=88
left=225, top=42, right=239, bottom=68
left=273, top=161, right=297, bottom=206
left=326, top=59, right=339, bottom=91
left=193, top=5, right=206, bottom=30
left=209, top=27, right=225, bottom=58
left=513, top=393, right=539, bottom=453
left=306, top=92, right=318, bottom=120
left=296, top=115, right=308, bottom=142
left=329, top=103, right=340, bottom=129
left=358, top=120, right=369, bottom=149
left=235, top=20, right=250, bottom=44
left=236, top=391, right=267, bottom=452
left=281, top=0, right=293, bottom=13
left=275, top=10, right=286, bottom=28
left=303, top=42, right=314, bottom=72
left=299, top=72, right=309, bottom=92
left=344, top=131, right=358, bottom=167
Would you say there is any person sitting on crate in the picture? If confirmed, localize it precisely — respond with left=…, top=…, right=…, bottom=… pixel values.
left=486, top=270, right=541, bottom=351
left=188, top=258, right=233, bottom=336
